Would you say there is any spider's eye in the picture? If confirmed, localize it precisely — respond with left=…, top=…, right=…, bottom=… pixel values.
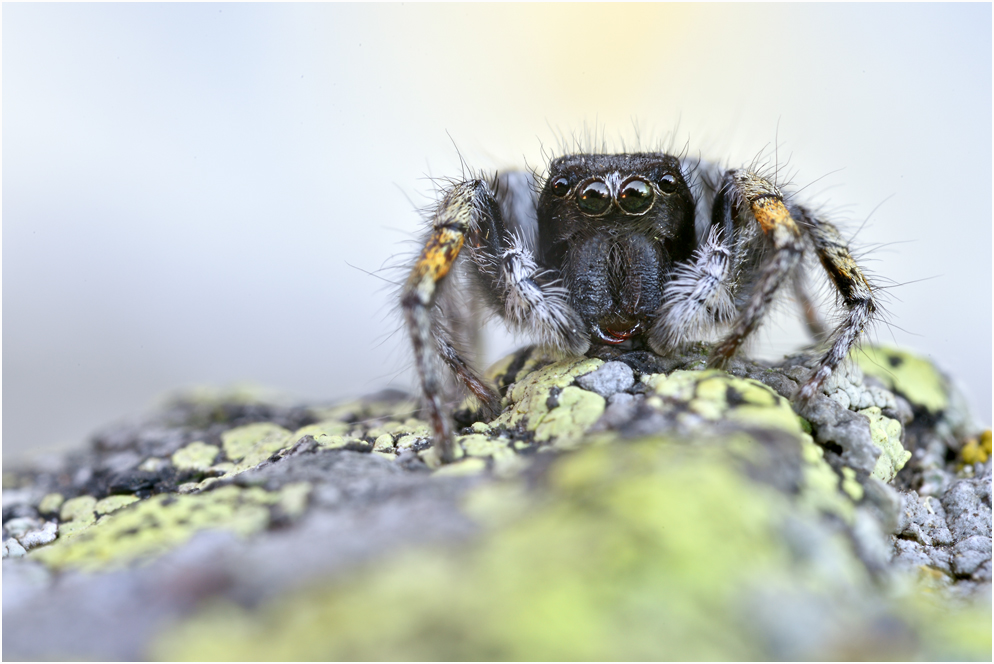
left=658, top=173, right=679, bottom=194
left=551, top=177, right=570, bottom=197
left=618, top=177, right=655, bottom=214
left=577, top=179, right=611, bottom=215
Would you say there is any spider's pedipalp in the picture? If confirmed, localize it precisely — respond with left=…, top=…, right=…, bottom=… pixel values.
left=489, top=231, right=588, bottom=354
left=650, top=224, right=736, bottom=350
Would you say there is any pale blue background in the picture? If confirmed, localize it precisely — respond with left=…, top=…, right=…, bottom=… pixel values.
left=4, top=3, right=991, bottom=458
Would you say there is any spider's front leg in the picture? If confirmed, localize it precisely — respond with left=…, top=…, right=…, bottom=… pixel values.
left=706, top=170, right=806, bottom=368
left=402, top=177, right=586, bottom=462
left=401, top=181, right=502, bottom=462
left=696, top=168, right=876, bottom=400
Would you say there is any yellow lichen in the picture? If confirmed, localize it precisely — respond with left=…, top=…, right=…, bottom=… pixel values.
left=960, top=430, right=992, bottom=465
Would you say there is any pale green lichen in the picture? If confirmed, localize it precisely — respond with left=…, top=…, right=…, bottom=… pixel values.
left=291, top=419, right=351, bottom=442
left=94, top=495, right=140, bottom=515
left=534, top=386, right=606, bottom=446
left=372, top=434, right=395, bottom=453
left=855, top=347, right=948, bottom=414
left=59, top=495, right=97, bottom=524
left=138, top=457, right=169, bottom=473
left=840, top=467, right=864, bottom=502
left=32, top=483, right=311, bottom=572
left=151, top=438, right=794, bottom=661
left=171, top=441, right=220, bottom=472
left=309, top=396, right=420, bottom=425
left=486, top=346, right=563, bottom=392
left=797, top=440, right=855, bottom=523
left=459, top=434, right=506, bottom=458
left=395, top=434, right=422, bottom=450
left=861, top=407, right=911, bottom=482
left=432, top=457, right=488, bottom=477
left=645, top=370, right=805, bottom=437
left=367, top=418, right=431, bottom=440
left=221, top=423, right=292, bottom=466
left=491, top=357, right=604, bottom=435
left=37, top=493, right=64, bottom=516
left=313, top=435, right=356, bottom=450
left=153, top=427, right=991, bottom=661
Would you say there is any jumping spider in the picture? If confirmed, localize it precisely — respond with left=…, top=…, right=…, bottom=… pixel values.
left=402, top=151, right=876, bottom=462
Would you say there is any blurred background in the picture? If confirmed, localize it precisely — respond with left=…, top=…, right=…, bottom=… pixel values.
left=4, top=3, right=991, bottom=460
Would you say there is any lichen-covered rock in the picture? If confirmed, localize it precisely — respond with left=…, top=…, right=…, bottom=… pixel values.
left=2, top=345, right=990, bottom=660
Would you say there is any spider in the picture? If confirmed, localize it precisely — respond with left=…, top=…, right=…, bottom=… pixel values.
left=401, top=151, right=876, bottom=462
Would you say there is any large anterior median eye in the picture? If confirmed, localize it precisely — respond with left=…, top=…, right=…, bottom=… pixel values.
left=577, top=179, right=611, bottom=215
left=618, top=177, right=655, bottom=214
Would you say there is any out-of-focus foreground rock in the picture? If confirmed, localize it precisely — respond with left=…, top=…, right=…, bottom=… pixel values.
left=3, top=345, right=991, bottom=660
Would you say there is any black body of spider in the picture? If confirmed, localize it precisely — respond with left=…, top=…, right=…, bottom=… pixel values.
left=401, top=152, right=876, bottom=462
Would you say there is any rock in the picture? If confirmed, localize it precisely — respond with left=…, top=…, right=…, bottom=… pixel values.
left=897, top=491, right=953, bottom=547
left=951, top=536, right=993, bottom=578
left=2, top=538, right=27, bottom=558
left=2, top=344, right=990, bottom=661
left=17, top=521, right=58, bottom=550
left=941, top=478, right=993, bottom=542
left=575, top=361, right=635, bottom=397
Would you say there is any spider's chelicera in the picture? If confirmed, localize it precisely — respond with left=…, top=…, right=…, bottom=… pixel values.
left=402, top=152, right=876, bottom=461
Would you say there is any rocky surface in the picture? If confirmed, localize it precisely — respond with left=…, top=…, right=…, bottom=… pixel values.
left=3, top=344, right=991, bottom=660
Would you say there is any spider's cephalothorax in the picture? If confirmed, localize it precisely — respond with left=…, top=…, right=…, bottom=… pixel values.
left=402, top=152, right=876, bottom=461
left=536, top=153, right=697, bottom=347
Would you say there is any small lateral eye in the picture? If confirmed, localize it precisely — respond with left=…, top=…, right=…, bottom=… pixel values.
left=658, top=173, right=679, bottom=194
left=618, top=177, right=655, bottom=214
left=577, top=179, right=611, bottom=215
left=551, top=177, right=570, bottom=197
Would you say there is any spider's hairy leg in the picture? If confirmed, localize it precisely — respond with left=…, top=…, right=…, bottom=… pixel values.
left=708, top=170, right=805, bottom=368
left=649, top=224, right=736, bottom=351
left=401, top=181, right=501, bottom=462
left=791, top=266, right=829, bottom=342
left=791, top=206, right=876, bottom=399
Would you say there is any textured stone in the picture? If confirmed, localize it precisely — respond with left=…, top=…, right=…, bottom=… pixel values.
left=575, top=361, right=635, bottom=397
left=3, top=345, right=990, bottom=661
left=17, top=521, right=58, bottom=549
left=941, top=478, right=992, bottom=541
left=951, top=536, right=993, bottom=578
